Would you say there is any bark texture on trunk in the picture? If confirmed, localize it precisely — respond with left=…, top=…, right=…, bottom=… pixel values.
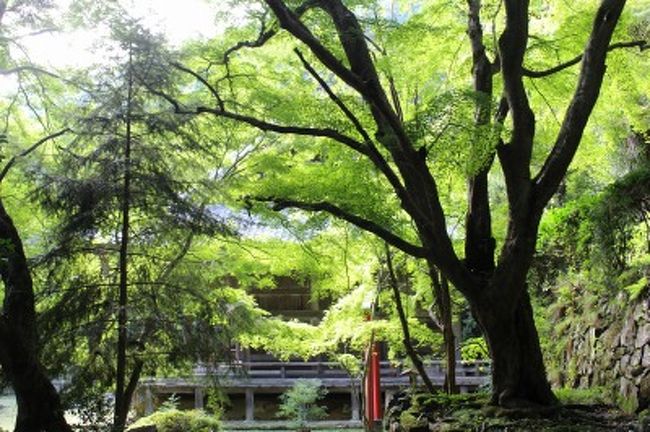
left=473, top=291, right=557, bottom=407
left=0, top=199, right=72, bottom=432
left=0, top=331, right=72, bottom=432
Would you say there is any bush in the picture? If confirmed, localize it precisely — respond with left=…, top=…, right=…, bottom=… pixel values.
left=277, top=379, right=327, bottom=427
left=460, top=337, right=488, bottom=361
left=127, top=409, right=221, bottom=432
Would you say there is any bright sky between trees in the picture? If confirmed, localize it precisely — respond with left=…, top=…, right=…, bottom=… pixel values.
left=18, top=0, right=222, bottom=68
left=1, top=0, right=227, bottom=95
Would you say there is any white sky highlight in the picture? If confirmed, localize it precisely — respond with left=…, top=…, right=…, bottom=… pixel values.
left=19, top=0, right=221, bottom=69
left=1, top=0, right=227, bottom=95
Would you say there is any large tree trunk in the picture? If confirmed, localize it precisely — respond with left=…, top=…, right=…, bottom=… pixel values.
left=473, top=290, right=556, bottom=407
left=0, top=199, right=72, bottom=432
left=0, top=327, right=71, bottom=432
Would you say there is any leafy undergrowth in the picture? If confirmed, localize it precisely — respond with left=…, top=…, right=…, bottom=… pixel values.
left=386, top=391, right=648, bottom=431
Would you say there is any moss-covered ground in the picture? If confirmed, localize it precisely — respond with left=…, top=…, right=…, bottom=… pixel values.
left=386, top=391, right=649, bottom=432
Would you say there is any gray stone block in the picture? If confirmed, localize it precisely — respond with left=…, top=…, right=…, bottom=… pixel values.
left=636, top=323, right=650, bottom=349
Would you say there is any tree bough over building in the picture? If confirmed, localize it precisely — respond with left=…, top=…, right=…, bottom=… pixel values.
left=154, top=0, right=650, bottom=408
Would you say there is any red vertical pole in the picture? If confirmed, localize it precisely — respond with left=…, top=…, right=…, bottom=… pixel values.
left=364, top=307, right=382, bottom=429
left=370, top=343, right=382, bottom=421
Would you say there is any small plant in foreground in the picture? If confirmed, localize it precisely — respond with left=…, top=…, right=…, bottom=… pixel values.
left=277, top=379, right=328, bottom=431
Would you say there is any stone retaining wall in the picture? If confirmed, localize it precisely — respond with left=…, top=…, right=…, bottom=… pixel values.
left=550, top=290, right=650, bottom=411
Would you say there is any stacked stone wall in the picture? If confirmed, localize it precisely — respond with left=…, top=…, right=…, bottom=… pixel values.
left=551, top=291, right=650, bottom=411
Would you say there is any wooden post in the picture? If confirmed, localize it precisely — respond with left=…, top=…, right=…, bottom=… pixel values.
left=245, top=389, right=254, bottom=421
left=453, top=321, right=462, bottom=359
left=384, top=390, right=395, bottom=412
left=194, top=387, right=204, bottom=410
left=144, top=387, right=154, bottom=415
left=351, top=386, right=360, bottom=421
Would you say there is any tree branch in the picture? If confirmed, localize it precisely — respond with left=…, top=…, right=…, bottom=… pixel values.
left=0, top=65, right=60, bottom=78
left=533, top=0, right=629, bottom=211
left=523, top=40, right=647, bottom=78
left=147, top=81, right=369, bottom=154
left=260, top=197, right=428, bottom=258
left=294, top=49, right=373, bottom=147
left=0, top=63, right=93, bottom=94
left=312, top=0, right=459, bottom=274
left=385, top=244, right=436, bottom=394
left=196, top=105, right=369, bottom=151
left=293, top=48, right=411, bottom=209
left=221, top=1, right=319, bottom=64
left=498, top=0, right=534, bottom=213
left=465, top=0, right=496, bottom=275
left=0, top=128, right=70, bottom=183
left=172, top=62, right=224, bottom=111
left=263, top=0, right=366, bottom=94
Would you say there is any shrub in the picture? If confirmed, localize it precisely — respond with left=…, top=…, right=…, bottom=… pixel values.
left=460, top=337, right=488, bottom=361
left=277, top=379, right=327, bottom=428
left=127, top=409, right=221, bottom=432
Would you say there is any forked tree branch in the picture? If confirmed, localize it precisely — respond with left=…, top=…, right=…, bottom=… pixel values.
left=222, top=12, right=276, bottom=65
left=221, top=1, right=318, bottom=64
left=316, top=0, right=409, bottom=148
left=261, top=197, right=428, bottom=258
left=523, top=40, right=647, bottom=78
left=264, top=0, right=366, bottom=94
left=293, top=49, right=412, bottom=210
left=260, top=0, right=469, bottom=291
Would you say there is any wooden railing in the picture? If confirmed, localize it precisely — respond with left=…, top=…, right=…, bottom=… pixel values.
left=193, top=360, right=491, bottom=382
left=135, top=360, right=491, bottom=417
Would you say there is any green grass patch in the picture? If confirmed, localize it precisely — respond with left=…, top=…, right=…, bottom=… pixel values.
left=554, top=387, right=612, bottom=405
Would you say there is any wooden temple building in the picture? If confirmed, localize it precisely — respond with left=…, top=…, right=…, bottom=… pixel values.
left=133, top=276, right=490, bottom=426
